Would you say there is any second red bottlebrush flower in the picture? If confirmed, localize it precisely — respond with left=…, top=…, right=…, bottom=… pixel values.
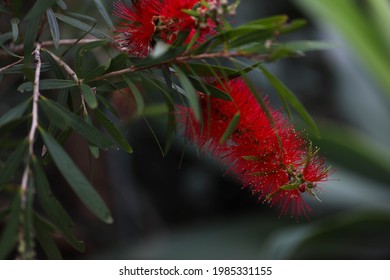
left=178, top=78, right=332, bottom=217
left=113, top=0, right=216, bottom=56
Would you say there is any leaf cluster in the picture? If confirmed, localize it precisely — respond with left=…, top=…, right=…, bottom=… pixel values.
left=0, top=0, right=331, bottom=259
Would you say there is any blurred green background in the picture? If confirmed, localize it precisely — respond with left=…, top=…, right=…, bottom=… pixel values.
left=2, top=0, right=390, bottom=259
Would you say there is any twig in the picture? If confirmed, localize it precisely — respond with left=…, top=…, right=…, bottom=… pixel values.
left=17, top=44, right=41, bottom=259
left=44, top=49, right=90, bottom=116
left=0, top=38, right=102, bottom=57
left=20, top=43, right=41, bottom=209
left=44, top=48, right=80, bottom=84
left=94, top=51, right=269, bottom=81
left=0, top=58, right=24, bottom=73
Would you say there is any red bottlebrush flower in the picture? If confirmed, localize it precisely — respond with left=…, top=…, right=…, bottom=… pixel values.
left=177, top=78, right=332, bottom=217
left=113, top=0, right=161, bottom=56
left=113, top=0, right=216, bottom=56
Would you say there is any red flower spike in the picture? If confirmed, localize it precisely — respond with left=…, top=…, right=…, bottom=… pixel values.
left=113, top=0, right=216, bottom=56
left=113, top=0, right=161, bottom=56
left=177, top=78, right=332, bottom=218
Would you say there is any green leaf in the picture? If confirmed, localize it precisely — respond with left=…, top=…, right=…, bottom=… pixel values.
left=219, top=112, right=240, bottom=144
left=11, top=0, right=21, bottom=16
left=193, top=15, right=290, bottom=54
left=34, top=214, right=63, bottom=259
left=66, top=11, right=97, bottom=23
left=0, top=32, right=12, bottom=44
left=0, top=99, right=31, bottom=128
left=135, top=46, right=186, bottom=68
left=93, top=0, right=113, bottom=28
left=0, top=4, right=11, bottom=14
left=0, top=140, right=28, bottom=189
left=76, top=40, right=108, bottom=77
left=369, top=0, right=390, bottom=52
left=96, top=95, right=120, bottom=119
left=83, top=115, right=100, bottom=159
left=187, top=77, right=232, bottom=101
left=258, top=64, right=320, bottom=138
left=39, top=97, right=114, bottom=150
left=10, top=18, right=19, bottom=42
left=142, top=75, right=177, bottom=154
left=106, top=53, right=128, bottom=73
left=94, top=108, right=133, bottom=154
left=18, top=79, right=77, bottom=92
left=25, top=0, right=57, bottom=20
left=80, top=83, right=98, bottom=109
left=0, top=195, right=20, bottom=259
left=46, top=8, right=60, bottom=49
left=23, top=17, right=40, bottom=66
left=55, top=13, right=112, bottom=41
left=280, top=183, right=299, bottom=191
left=122, top=75, right=145, bottom=115
left=82, top=62, right=110, bottom=82
left=1, top=62, right=51, bottom=75
left=56, top=0, right=67, bottom=10
left=39, top=129, right=113, bottom=224
left=278, top=40, right=338, bottom=53
left=32, top=158, right=85, bottom=251
left=173, top=65, right=201, bottom=121
left=226, top=61, right=263, bottom=80
left=183, top=63, right=237, bottom=77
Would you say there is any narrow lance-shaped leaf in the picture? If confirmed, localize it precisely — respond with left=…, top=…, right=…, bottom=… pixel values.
left=10, top=18, right=19, bottom=42
left=0, top=195, right=21, bottom=259
left=94, top=108, right=133, bottom=154
left=182, top=63, right=237, bottom=77
left=142, top=75, right=177, bottom=154
left=25, top=0, right=57, bottom=20
left=39, top=128, right=113, bottom=224
left=83, top=115, right=100, bottom=159
left=34, top=214, right=63, bottom=259
left=18, top=79, right=77, bottom=92
left=96, top=95, right=120, bottom=119
left=56, top=0, right=67, bottom=10
left=173, top=65, right=201, bottom=121
left=258, top=64, right=320, bottom=138
left=93, top=0, right=113, bottom=28
left=0, top=140, right=28, bottom=189
left=187, top=77, right=232, bottom=101
left=76, top=40, right=108, bottom=77
left=80, top=83, right=98, bottom=109
left=122, top=75, right=145, bottom=115
left=55, top=13, right=113, bottom=41
left=46, top=8, right=60, bottom=49
left=0, top=99, right=31, bottom=128
left=23, top=16, right=40, bottom=66
left=39, top=97, right=115, bottom=150
left=32, top=157, right=85, bottom=251
left=219, top=112, right=240, bottom=144
left=10, top=0, right=20, bottom=16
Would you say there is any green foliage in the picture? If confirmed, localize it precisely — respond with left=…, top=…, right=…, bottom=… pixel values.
left=0, top=0, right=330, bottom=259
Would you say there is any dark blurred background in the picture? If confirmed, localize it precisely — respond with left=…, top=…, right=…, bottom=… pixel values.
left=2, top=0, right=390, bottom=259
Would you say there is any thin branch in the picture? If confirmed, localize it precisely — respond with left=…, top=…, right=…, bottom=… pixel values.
left=44, top=49, right=89, bottom=116
left=44, top=48, right=80, bottom=84
left=20, top=43, right=41, bottom=209
left=94, top=51, right=269, bottom=81
left=0, top=58, right=24, bottom=73
left=0, top=39, right=102, bottom=57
